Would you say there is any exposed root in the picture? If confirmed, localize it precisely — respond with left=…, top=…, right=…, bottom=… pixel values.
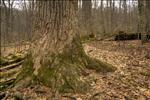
left=38, top=57, right=89, bottom=93
left=15, top=36, right=116, bottom=93
left=86, top=56, right=116, bottom=72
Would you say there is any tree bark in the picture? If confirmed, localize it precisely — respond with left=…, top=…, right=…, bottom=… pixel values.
left=138, top=0, right=145, bottom=33
left=82, top=0, right=94, bottom=37
left=16, top=0, right=116, bottom=93
left=145, top=1, right=150, bottom=32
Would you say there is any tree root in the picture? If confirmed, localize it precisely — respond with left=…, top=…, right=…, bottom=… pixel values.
left=15, top=36, right=116, bottom=93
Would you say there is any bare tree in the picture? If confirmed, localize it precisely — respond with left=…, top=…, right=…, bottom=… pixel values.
left=138, top=0, right=145, bottom=34
left=145, top=0, right=150, bottom=32
left=17, top=0, right=115, bottom=93
left=100, top=0, right=105, bottom=33
left=123, top=0, right=127, bottom=32
left=82, top=0, right=94, bottom=37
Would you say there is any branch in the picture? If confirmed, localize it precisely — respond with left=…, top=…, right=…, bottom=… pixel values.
left=2, top=0, right=7, bottom=8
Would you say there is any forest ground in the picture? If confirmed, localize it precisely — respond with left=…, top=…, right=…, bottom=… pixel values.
left=1, top=40, right=150, bottom=100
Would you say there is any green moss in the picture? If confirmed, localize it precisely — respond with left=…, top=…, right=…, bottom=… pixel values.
left=34, top=36, right=115, bottom=92
left=140, top=72, right=150, bottom=77
left=81, top=35, right=95, bottom=43
left=38, top=65, right=55, bottom=86
left=0, top=57, right=6, bottom=65
left=6, top=53, right=19, bottom=60
left=0, top=82, right=7, bottom=91
left=1, top=70, right=18, bottom=79
left=0, top=79, right=14, bottom=91
left=15, top=35, right=116, bottom=93
left=145, top=53, right=150, bottom=59
left=38, top=56, right=88, bottom=93
left=1, top=54, right=25, bottom=66
left=16, top=53, right=34, bottom=83
left=13, top=95, right=22, bottom=100
left=11, top=54, right=18, bottom=59
left=86, top=56, right=116, bottom=72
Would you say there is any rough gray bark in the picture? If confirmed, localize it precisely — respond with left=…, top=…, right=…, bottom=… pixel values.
left=16, top=0, right=116, bottom=93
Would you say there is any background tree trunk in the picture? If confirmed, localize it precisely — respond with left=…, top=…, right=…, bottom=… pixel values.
left=145, top=0, right=150, bottom=32
left=138, top=0, right=145, bottom=34
left=82, top=0, right=94, bottom=37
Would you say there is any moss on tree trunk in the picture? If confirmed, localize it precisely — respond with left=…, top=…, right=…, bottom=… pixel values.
left=16, top=35, right=116, bottom=93
left=15, top=0, right=116, bottom=94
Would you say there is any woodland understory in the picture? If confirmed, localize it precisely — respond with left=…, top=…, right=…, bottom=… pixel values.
left=1, top=40, right=150, bottom=100
left=1, top=0, right=150, bottom=100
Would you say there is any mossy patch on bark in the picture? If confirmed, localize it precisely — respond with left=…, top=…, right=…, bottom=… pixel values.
left=38, top=56, right=89, bottom=93
left=140, top=71, right=150, bottom=77
left=86, top=56, right=116, bottom=72
left=16, top=35, right=116, bottom=93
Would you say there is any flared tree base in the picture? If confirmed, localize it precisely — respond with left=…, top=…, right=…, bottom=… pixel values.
left=15, top=36, right=116, bottom=93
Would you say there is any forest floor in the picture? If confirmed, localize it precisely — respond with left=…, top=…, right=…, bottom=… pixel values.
left=1, top=40, right=150, bottom=100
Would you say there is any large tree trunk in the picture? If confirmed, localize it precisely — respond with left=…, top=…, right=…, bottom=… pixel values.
left=16, top=0, right=115, bottom=93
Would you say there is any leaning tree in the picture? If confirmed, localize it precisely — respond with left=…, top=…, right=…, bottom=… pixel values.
left=16, top=0, right=116, bottom=93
